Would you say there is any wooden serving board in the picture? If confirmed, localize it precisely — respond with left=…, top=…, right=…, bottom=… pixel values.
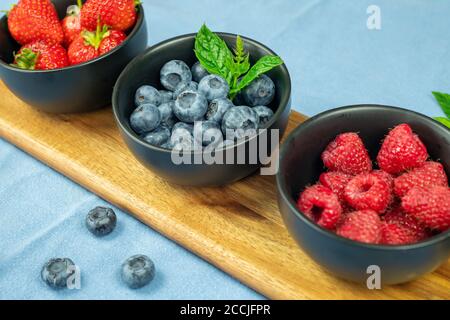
left=0, top=81, right=448, bottom=300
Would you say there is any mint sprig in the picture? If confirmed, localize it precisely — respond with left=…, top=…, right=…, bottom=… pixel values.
left=194, top=24, right=283, bottom=100
left=432, top=91, right=450, bottom=128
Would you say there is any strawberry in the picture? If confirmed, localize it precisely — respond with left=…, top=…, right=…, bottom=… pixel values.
left=62, top=0, right=83, bottom=47
left=377, top=124, right=428, bottom=174
left=402, top=186, right=450, bottom=232
left=297, top=184, right=342, bottom=230
left=319, top=171, right=353, bottom=202
left=80, top=0, right=139, bottom=31
left=7, top=0, right=64, bottom=45
left=380, top=207, right=429, bottom=245
left=344, top=172, right=392, bottom=214
left=13, top=40, right=69, bottom=70
left=98, top=30, right=126, bottom=55
left=336, top=210, right=382, bottom=244
left=394, top=161, right=448, bottom=197
left=321, top=132, right=372, bottom=175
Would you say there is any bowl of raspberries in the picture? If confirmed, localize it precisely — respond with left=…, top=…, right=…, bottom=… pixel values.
left=112, top=26, right=291, bottom=186
left=0, top=0, right=147, bottom=113
left=277, top=105, right=450, bottom=284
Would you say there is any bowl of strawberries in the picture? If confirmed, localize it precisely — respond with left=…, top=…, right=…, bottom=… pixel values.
left=0, top=0, right=147, bottom=113
left=277, top=105, right=450, bottom=285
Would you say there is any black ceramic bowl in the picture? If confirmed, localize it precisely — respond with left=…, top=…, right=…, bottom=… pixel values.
left=0, top=0, right=147, bottom=113
left=113, top=33, right=291, bottom=186
left=277, top=105, right=450, bottom=285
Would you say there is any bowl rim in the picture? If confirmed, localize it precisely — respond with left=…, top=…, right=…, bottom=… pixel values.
left=276, top=104, right=450, bottom=251
left=0, top=3, right=145, bottom=73
left=112, top=31, right=292, bottom=155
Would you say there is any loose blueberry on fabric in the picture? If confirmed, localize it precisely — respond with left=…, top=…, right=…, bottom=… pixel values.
left=198, top=74, right=230, bottom=101
left=121, top=255, right=155, bottom=289
left=142, top=126, right=171, bottom=147
left=222, top=106, right=260, bottom=140
left=174, top=81, right=198, bottom=98
left=253, top=106, right=274, bottom=128
left=242, top=74, right=275, bottom=107
left=160, top=60, right=192, bottom=91
left=194, top=121, right=224, bottom=147
left=191, top=61, right=209, bottom=82
left=130, top=104, right=161, bottom=134
left=41, top=258, right=77, bottom=289
left=135, top=85, right=162, bottom=107
left=173, top=90, right=208, bottom=123
left=86, top=206, right=117, bottom=236
left=206, top=98, right=234, bottom=123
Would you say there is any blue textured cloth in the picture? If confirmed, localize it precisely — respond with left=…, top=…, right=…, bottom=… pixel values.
left=0, top=0, right=448, bottom=300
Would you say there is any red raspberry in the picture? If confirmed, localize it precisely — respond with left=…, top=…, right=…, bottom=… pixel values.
left=319, top=171, right=353, bottom=202
left=321, top=133, right=372, bottom=175
left=377, top=124, right=428, bottom=174
left=394, top=162, right=448, bottom=197
left=297, top=185, right=342, bottom=230
left=402, top=186, right=450, bottom=232
left=336, top=210, right=382, bottom=244
left=380, top=207, right=429, bottom=245
left=344, top=173, right=392, bottom=214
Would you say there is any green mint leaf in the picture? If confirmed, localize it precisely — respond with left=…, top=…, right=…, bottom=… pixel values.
left=232, top=35, right=250, bottom=76
left=231, top=55, right=284, bottom=96
left=194, top=24, right=234, bottom=85
left=432, top=91, right=450, bottom=119
left=434, top=117, right=450, bottom=128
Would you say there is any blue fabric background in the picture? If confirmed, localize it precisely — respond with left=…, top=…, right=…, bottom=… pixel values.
left=0, top=0, right=448, bottom=299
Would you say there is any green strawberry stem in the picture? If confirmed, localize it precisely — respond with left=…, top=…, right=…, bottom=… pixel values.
left=77, top=0, right=83, bottom=9
left=13, top=49, right=39, bottom=70
left=83, top=19, right=110, bottom=50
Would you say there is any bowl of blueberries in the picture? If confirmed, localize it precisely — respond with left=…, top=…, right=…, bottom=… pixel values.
left=112, top=25, right=291, bottom=186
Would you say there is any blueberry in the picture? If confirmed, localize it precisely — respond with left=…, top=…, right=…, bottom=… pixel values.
left=130, top=104, right=161, bottom=134
left=205, top=98, right=233, bottom=123
left=41, top=258, right=76, bottom=289
left=216, top=139, right=235, bottom=150
left=86, top=207, right=117, bottom=236
left=222, top=106, right=260, bottom=140
left=142, top=126, right=171, bottom=147
left=198, top=75, right=229, bottom=101
left=171, top=122, right=195, bottom=150
left=160, top=60, right=192, bottom=91
left=173, top=81, right=198, bottom=98
left=173, top=90, right=208, bottom=123
left=194, top=121, right=224, bottom=147
left=159, top=90, right=174, bottom=103
left=253, top=106, right=274, bottom=128
left=191, top=61, right=209, bottom=83
left=232, top=91, right=246, bottom=106
left=135, top=85, right=162, bottom=107
left=158, top=101, right=177, bottom=128
left=121, top=255, right=155, bottom=289
left=242, top=74, right=275, bottom=107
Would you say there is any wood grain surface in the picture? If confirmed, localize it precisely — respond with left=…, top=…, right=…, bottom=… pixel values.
left=0, top=81, right=448, bottom=300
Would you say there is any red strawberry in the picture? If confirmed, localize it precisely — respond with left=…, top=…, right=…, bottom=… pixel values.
left=80, top=0, right=138, bottom=31
left=297, top=184, right=342, bottom=230
left=7, top=0, right=64, bottom=45
left=380, top=207, right=429, bottom=245
left=402, top=186, right=450, bottom=232
left=336, top=210, right=382, bottom=244
left=377, top=124, right=428, bottom=174
left=344, top=172, right=392, bottom=214
left=394, top=162, right=448, bottom=197
left=322, top=133, right=372, bottom=175
left=62, top=0, right=83, bottom=47
left=319, top=171, right=353, bottom=202
left=98, top=29, right=126, bottom=55
left=13, top=40, right=69, bottom=70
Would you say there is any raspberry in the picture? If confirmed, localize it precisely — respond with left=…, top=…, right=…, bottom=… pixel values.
left=394, top=162, right=448, bottom=197
left=321, top=133, right=372, bottom=175
left=319, top=171, right=353, bottom=202
left=377, top=124, right=428, bottom=174
left=380, top=207, right=429, bottom=245
left=344, top=173, right=392, bottom=214
left=297, top=185, right=342, bottom=230
left=402, top=186, right=450, bottom=232
left=336, top=210, right=382, bottom=244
